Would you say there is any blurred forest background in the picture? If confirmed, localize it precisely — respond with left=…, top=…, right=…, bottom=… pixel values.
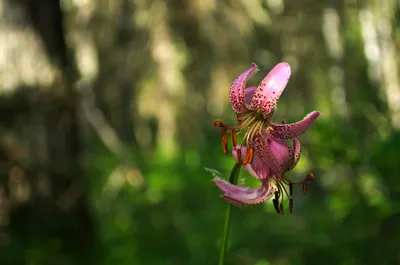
left=0, top=0, right=400, bottom=264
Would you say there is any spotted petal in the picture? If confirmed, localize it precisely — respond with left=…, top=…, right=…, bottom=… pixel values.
left=251, top=133, right=281, bottom=176
left=232, top=145, right=270, bottom=180
left=212, top=177, right=276, bottom=206
left=250, top=62, right=291, bottom=117
left=230, top=64, right=258, bottom=114
left=280, top=120, right=301, bottom=171
left=267, top=137, right=294, bottom=174
left=289, top=137, right=301, bottom=170
left=268, top=111, right=321, bottom=140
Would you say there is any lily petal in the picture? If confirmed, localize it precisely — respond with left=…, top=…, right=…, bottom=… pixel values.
left=269, top=111, right=321, bottom=140
left=244, top=86, right=257, bottom=106
left=289, top=137, right=301, bottom=170
left=232, top=145, right=270, bottom=180
left=250, top=62, right=291, bottom=117
left=213, top=177, right=276, bottom=206
left=251, top=133, right=281, bottom=176
left=267, top=137, right=294, bottom=174
left=230, top=64, right=258, bottom=113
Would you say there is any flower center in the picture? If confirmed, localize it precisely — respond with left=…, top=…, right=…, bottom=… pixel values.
left=214, top=109, right=269, bottom=164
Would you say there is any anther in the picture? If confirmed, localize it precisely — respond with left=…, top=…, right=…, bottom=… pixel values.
left=273, top=191, right=280, bottom=214
left=221, top=128, right=228, bottom=154
left=247, top=146, right=254, bottom=164
left=236, top=148, right=242, bottom=164
left=305, top=173, right=315, bottom=181
left=273, top=199, right=280, bottom=214
left=242, top=146, right=254, bottom=165
left=213, top=119, right=223, bottom=127
left=231, top=129, right=237, bottom=147
left=302, top=182, right=307, bottom=195
left=289, top=183, right=293, bottom=197
left=280, top=203, right=284, bottom=215
left=289, top=199, right=293, bottom=214
left=301, top=173, right=314, bottom=195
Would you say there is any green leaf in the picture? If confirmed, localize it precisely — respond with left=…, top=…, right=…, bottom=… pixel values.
left=204, top=167, right=223, bottom=178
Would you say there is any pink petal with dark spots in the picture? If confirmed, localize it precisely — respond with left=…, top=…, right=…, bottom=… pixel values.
left=232, top=145, right=270, bottom=180
left=269, top=111, right=321, bottom=140
left=230, top=64, right=258, bottom=114
left=289, top=137, right=301, bottom=170
left=250, top=62, right=291, bottom=116
left=213, top=177, right=276, bottom=206
left=250, top=152, right=271, bottom=180
left=267, top=137, right=294, bottom=174
left=250, top=133, right=281, bottom=177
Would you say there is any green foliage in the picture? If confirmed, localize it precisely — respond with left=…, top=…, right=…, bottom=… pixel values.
left=1, top=0, right=400, bottom=265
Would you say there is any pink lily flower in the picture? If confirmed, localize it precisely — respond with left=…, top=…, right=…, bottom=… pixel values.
left=212, top=133, right=314, bottom=213
left=212, top=63, right=320, bottom=212
left=214, top=63, right=321, bottom=172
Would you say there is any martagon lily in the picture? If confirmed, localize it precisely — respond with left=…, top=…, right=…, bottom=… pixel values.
left=212, top=62, right=320, bottom=213
left=214, top=62, right=320, bottom=166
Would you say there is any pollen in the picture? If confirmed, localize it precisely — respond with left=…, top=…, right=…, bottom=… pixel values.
left=242, top=146, right=254, bottom=165
left=213, top=109, right=270, bottom=161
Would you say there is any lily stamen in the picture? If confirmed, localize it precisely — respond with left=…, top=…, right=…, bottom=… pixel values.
left=231, top=129, right=237, bottom=147
left=273, top=192, right=280, bottom=214
left=221, top=127, right=228, bottom=154
left=242, top=146, right=254, bottom=165
left=214, top=113, right=269, bottom=162
left=236, top=148, right=242, bottom=164
left=283, top=173, right=315, bottom=197
left=273, top=175, right=312, bottom=214
left=283, top=173, right=315, bottom=186
left=302, top=182, right=307, bottom=195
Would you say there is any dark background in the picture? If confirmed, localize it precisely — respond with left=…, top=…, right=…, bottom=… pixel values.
left=0, top=0, right=399, bottom=264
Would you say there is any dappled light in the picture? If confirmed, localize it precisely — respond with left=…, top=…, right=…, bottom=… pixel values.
left=1, top=0, right=400, bottom=264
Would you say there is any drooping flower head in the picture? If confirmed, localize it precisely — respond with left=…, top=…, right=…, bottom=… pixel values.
left=214, top=63, right=320, bottom=175
left=212, top=63, right=320, bottom=213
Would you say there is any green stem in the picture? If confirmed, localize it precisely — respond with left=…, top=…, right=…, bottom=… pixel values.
left=218, top=163, right=241, bottom=265
left=218, top=203, right=232, bottom=265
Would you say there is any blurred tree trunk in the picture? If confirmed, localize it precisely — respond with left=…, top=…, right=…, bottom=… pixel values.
left=0, top=1, right=96, bottom=264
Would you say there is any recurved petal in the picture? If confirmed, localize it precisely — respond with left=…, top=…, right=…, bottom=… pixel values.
left=251, top=133, right=281, bottom=176
left=244, top=86, right=257, bottom=106
left=267, top=137, right=294, bottom=174
left=250, top=62, right=291, bottom=117
left=289, top=137, right=301, bottom=170
left=250, top=153, right=271, bottom=180
left=213, top=177, right=276, bottom=206
left=230, top=64, right=258, bottom=113
left=232, top=145, right=270, bottom=180
left=269, top=111, right=321, bottom=140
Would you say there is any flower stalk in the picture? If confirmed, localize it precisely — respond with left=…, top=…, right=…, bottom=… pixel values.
left=218, top=163, right=241, bottom=265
